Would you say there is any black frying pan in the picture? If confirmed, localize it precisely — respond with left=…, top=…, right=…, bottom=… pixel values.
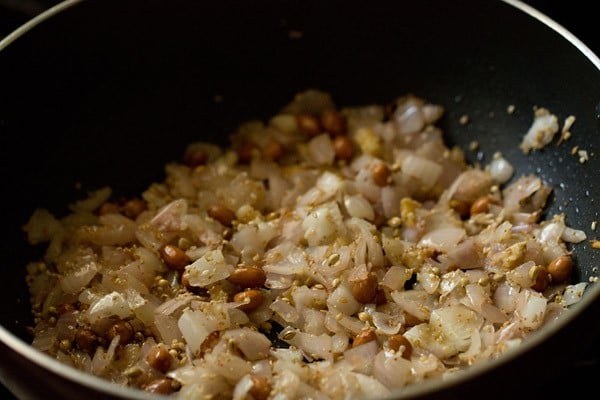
left=0, top=0, right=598, bottom=399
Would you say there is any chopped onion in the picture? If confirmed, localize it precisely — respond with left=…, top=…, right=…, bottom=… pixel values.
left=222, top=328, right=271, bottom=360
left=519, top=108, right=559, bottom=153
left=561, top=227, right=587, bottom=243
left=373, top=350, right=412, bottom=389
left=308, top=134, right=336, bottom=166
left=515, top=289, right=547, bottom=329
left=561, top=282, right=588, bottom=306
left=150, top=198, right=188, bottom=231
left=381, top=266, right=412, bottom=291
left=178, top=304, right=231, bottom=354
left=22, top=89, right=592, bottom=397
left=281, top=329, right=334, bottom=362
left=341, top=340, right=378, bottom=372
left=489, top=155, right=514, bottom=184
left=59, top=261, right=99, bottom=294
left=419, top=227, right=466, bottom=253
left=393, top=97, right=425, bottom=135
left=302, top=202, right=344, bottom=246
left=184, top=249, right=233, bottom=287
left=327, top=285, right=361, bottom=316
left=87, top=291, right=132, bottom=323
left=270, top=299, right=300, bottom=324
left=401, top=155, right=442, bottom=189
left=344, top=194, right=375, bottom=221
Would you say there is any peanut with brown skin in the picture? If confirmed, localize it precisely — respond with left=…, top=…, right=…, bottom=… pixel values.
left=106, top=321, right=134, bottom=345
left=233, top=289, right=264, bottom=312
left=470, top=196, right=498, bottom=215
left=373, top=210, right=386, bottom=228
left=56, top=303, right=76, bottom=315
left=531, top=266, right=550, bottom=292
left=122, top=198, right=147, bottom=219
left=237, top=142, right=257, bottom=164
left=296, top=113, right=322, bottom=137
left=207, top=204, right=235, bottom=227
left=74, top=328, right=97, bottom=352
left=353, top=328, right=377, bottom=347
left=184, top=150, right=208, bottom=167
left=384, top=102, right=397, bottom=120
left=146, top=345, right=172, bottom=373
left=144, top=378, right=177, bottom=395
left=321, top=109, right=347, bottom=136
left=228, top=266, right=267, bottom=288
left=403, top=312, right=423, bottom=328
left=449, top=199, right=470, bottom=219
left=333, top=136, right=354, bottom=161
left=371, top=163, right=390, bottom=186
left=160, top=244, right=190, bottom=271
left=388, top=334, right=413, bottom=359
left=263, top=140, right=285, bottom=161
left=199, top=331, right=221, bottom=357
left=249, top=375, right=272, bottom=400
left=351, top=272, right=378, bottom=303
left=547, top=254, right=573, bottom=283
left=374, top=288, right=387, bottom=305
left=98, top=202, right=120, bottom=216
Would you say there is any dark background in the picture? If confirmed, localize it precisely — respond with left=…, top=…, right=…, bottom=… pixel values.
left=1, top=0, right=599, bottom=56
left=0, top=0, right=598, bottom=399
left=2, top=0, right=598, bottom=56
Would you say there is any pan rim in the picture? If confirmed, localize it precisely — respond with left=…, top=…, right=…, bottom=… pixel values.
left=0, top=0, right=598, bottom=399
left=0, top=0, right=82, bottom=51
left=503, top=0, right=600, bottom=69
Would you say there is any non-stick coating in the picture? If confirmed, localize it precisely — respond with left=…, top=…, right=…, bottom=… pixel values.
left=0, top=0, right=598, bottom=399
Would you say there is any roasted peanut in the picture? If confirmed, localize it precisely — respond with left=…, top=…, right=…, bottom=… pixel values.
left=531, top=265, right=550, bottom=292
left=296, top=113, right=321, bottom=137
left=263, top=140, right=284, bottom=161
left=351, top=272, right=378, bottom=303
left=144, top=378, right=177, bottom=395
left=146, top=345, right=172, bottom=373
left=207, top=204, right=235, bottom=227
left=106, top=321, right=134, bottom=345
left=321, top=109, right=347, bottom=136
left=371, top=163, right=390, bottom=186
left=74, top=328, right=97, bottom=352
left=237, top=142, right=257, bottom=164
left=180, top=270, right=190, bottom=289
left=56, top=303, right=76, bottom=315
left=547, top=254, right=573, bottom=283
left=228, top=266, right=267, bottom=288
left=98, top=202, right=120, bottom=216
left=388, top=334, right=413, bottom=359
left=373, top=210, right=386, bottom=228
left=470, top=196, right=498, bottom=215
left=353, top=328, right=377, bottom=347
left=384, top=101, right=397, bottom=120
left=122, top=198, right=147, bottom=219
left=222, top=227, right=233, bottom=240
left=449, top=199, right=470, bottom=219
left=199, top=331, right=221, bottom=356
left=249, top=375, right=272, bottom=400
left=374, top=288, right=387, bottom=305
left=233, top=289, right=264, bottom=312
left=184, top=149, right=208, bottom=167
left=160, top=244, right=190, bottom=271
left=333, top=136, right=354, bottom=161
left=403, top=311, right=423, bottom=328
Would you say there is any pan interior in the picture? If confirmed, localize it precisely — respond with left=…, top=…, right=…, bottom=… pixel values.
left=0, top=0, right=598, bottom=398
